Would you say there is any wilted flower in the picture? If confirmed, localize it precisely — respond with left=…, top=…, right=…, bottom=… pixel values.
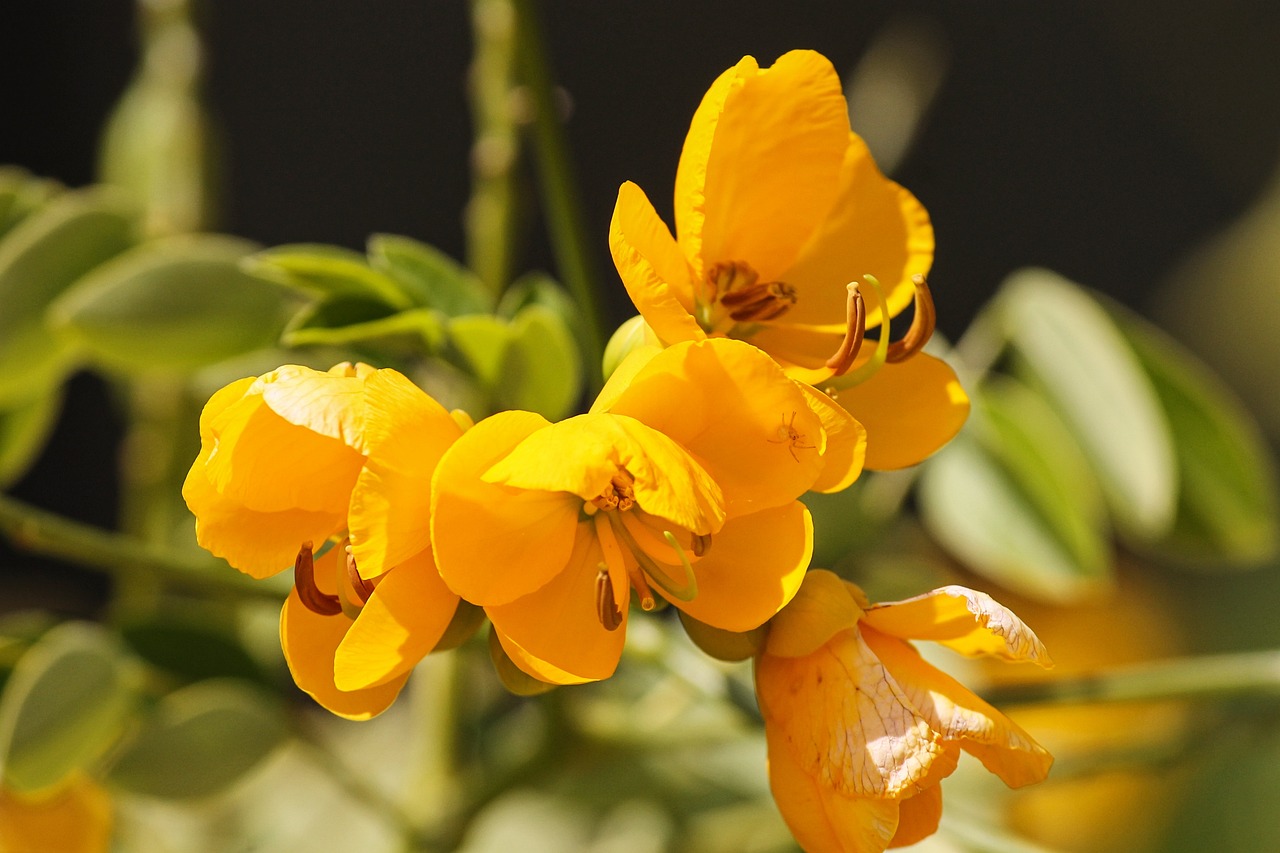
left=756, top=570, right=1053, bottom=851
left=609, top=49, right=968, bottom=469
left=431, top=338, right=865, bottom=685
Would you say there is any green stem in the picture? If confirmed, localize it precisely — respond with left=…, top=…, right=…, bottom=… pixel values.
left=512, top=0, right=605, bottom=389
left=984, top=650, right=1280, bottom=707
left=0, top=493, right=280, bottom=601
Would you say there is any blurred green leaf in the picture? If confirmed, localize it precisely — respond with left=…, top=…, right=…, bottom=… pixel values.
left=0, top=189, right=135, bottom=401
left=48, top=234, right=287, bottom=373
left=494, top=305, right=582, bottom=420
left=0, top=385, right=61, bottom=488
left=368, top=233, right=491, bottom=315
left=448, top=314, right=511, bottom=388
left=1115, top=308, right=1280, bottom=565
left=0, top=167, right=62, bottom=239
left=487, top=627, right=556, bottom=696
left=282, top=300, right=445, bottom=352
left=602, top=315, right=650, bottom=381
left=1001, top=268, right=1177, bottom=539
left=245, top=244, right=413, bottom=310
left=499, top=272, right=589, bottom=370
left=919, top=432, right=1109, bottom=603
left=106, top=679, right=286, bottom=799
left=119, top=616, right=267, bottom=685
left=0, top=622, right=135, bottom=793
left=677, top=611, right=766, bottom=663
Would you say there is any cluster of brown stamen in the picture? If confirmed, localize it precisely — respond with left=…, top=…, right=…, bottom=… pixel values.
left=702, top=261, right=798, bottom=324
left=294, top=539, right=377, bottom=616
left=590, top=472, right=636, bottom=512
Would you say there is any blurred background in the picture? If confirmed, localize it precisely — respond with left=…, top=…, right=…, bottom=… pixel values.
left=2, top=1, right=1279, bottom=851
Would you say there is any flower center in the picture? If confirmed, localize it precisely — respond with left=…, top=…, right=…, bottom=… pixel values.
left=697, top=261, right=798, bottom=331
left=293, top=538, right=378, bottom=617
left=590, top=471, right=636, bottom=512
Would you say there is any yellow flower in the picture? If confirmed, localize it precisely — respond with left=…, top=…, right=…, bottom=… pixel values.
left=609, top=49, right=968, bottom=470
left=755, top=570, right=1053, bottom=852
left=431, top=338, right=866, bottom=685
left=183, top=363, right=465, bottom=719
left=0, top=774, right=111, bottom=853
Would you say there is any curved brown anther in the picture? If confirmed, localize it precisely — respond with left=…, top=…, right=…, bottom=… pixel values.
left=886, top=274, right=936, bottom=364
left=295, top=541, right=342, bottom=616
left=701, top=260, right=759, bottom=304
left=345, top=546, right=376, bottom=604
left=824, top=283, right=866, bottom=375
left=692, top=533, right=712, bottom=557
left=722, top=280, right=798, bottom=323
left=595, top=566, right=623, bottom=631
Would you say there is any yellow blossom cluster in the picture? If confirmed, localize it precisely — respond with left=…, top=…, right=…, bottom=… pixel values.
left=183, top=49, right=1050, bottom=852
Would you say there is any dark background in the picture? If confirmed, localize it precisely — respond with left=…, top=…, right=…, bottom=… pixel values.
left=3, top=0, right=1278, bottom=613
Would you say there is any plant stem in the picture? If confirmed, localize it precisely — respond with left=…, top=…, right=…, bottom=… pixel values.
left=0, top=493, right=280, bottom=601
left=512, top=0, right=605, bottom=390
left=984, top=650, right=1280, bottom=707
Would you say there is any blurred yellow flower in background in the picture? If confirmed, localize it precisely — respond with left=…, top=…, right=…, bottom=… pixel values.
left=0, top=774, right=111, bottom=853
left=431, top=338, right=865, bottom=685
left=609, top=49, right=967, bottom=470
left=755, top=570, right=1052, bottom=851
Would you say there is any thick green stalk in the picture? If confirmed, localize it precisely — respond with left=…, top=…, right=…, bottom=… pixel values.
left=512, top=0, right=605, bottom=389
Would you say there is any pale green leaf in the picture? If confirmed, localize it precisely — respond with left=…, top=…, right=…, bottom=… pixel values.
left=0, top=623, right=136, bottom=793
left=494, top=305, right=582, bottom=420
left=244, top=244, right=413, bottom=310
left=367, top=234, right=490, bottom=315
left=0, top=167, right=62, bottom=239
left=1001, top=268, right=1177, bottom=539
left=48, top=234, right=287, bottom=372
left=106, top=679, right=286, bottom=799
left=448, top=314, right=511, bottom=389
left=282, top=298, right=446, bottom=352
left=0, top=385, right=62, bottom=488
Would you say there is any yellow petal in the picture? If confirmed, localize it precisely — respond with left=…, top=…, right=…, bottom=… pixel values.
left=765, top=727, right=900, bottom=853
left=431, top=411, right=581, bottom=606
left=257, top=364, right=370, bottom=453
left=799, top=383, right=867, bottom=493
left=348, top=370, right=462, bottom=579
left=591, top=342, right=663, bottom=414
left=603, top=338, right=825, bottom=515
left=686, top=51, right=850, bottom=281
left=864, top=585, right=1053, bottom=667
left=205, top=390, right=365, bottom=514
left=751, top=322, right=848, bottom=373
left=837, top=351, right=969, bottom=471
left=0, top=774, right=112, bottom=853
left=609, top=181, right=705, bottom=345
left=781, top=133, right=933, bottom=329
left=863, top=627, right=1054, bottom=788
left=888, top=782, right=943, bottom=849
left=669, top=502, right=811, bottom=632
left=182, top=452, right=343, bottom=578
left=764, top=568, right=863, bottom=658
left=486, top=413, right=725, bottom=536
left=279, top=551, right=408, bottom=720
left=333, top=549, right=459, bottom=691
left=486, top=524, right=625, bottom=684
left=756, top=626, right=946, bottom=798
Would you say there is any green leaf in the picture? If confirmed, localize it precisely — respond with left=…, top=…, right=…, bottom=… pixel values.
left=368, top=234, right=491, bottom=315
left=0, top=189, right=136, bottom=400
left=1001, top=268, right=1177, bottom=539
left=448, top=314, right=512, bottom=389
left=487, top=627, right=556, bottom=696
left=245, top=244, right=413, bottom=310
left=0, top=623, right=136, bottom=793
left=282, top=300, right=445, bottom=352
left=0, top=384, right=62, bottom=488
left=1114, top=308, right=1280, bottom=565
left=119, top=615, right=266, bottom=684
left=494, top=305, right=582, bottom=420
left=48, top=234, right=286, bottom=372
left=0, top=167, right=63, bottom=239
left=677, top=610, right=766, bottom=662
left=919, top=433, right=1109, bottom=603
left=106, top=679, right=286, bottom=799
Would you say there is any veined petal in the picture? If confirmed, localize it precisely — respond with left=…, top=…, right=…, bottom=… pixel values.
left=279, top=551, right=408, bottom=721
left=764, top=568, right=863, bottom=658
left=431, top=411, right=580, bottom=606
left=889, top=781, right=943, bottom=849
left=799, top=383, right=867, bottom=493
left=333, top=549, right=459, bottom=691
left=692, top=51, right=850, bottom=281
left=348, top=370, right=462, bottom=579
left=485, top=413, right=725, bottom=536
left=837, top=352, right=969, bottom=471
left=864, top=585, right=1053, bottom=666
left=487, top=525, right=625, bottom=684
left=669, top=502, right=811, bottom=632
left=182, top=453, right=343, bottom=578
left=863, top=627, right=1054, bottom=788
left=756, top=626, right=946, bottom=798
left=603, top=339, right=825, bottom=515
left=765, top=727, right=900, bottom=853
left=610, top=181, right=705, bottom=345
left=257, top=364, right=370, bottom=453
left=206, top=390, right=365, bottom=514
left=0, top=774, right=112, bottom=853
left=782, top=133, right=934, bottom=329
